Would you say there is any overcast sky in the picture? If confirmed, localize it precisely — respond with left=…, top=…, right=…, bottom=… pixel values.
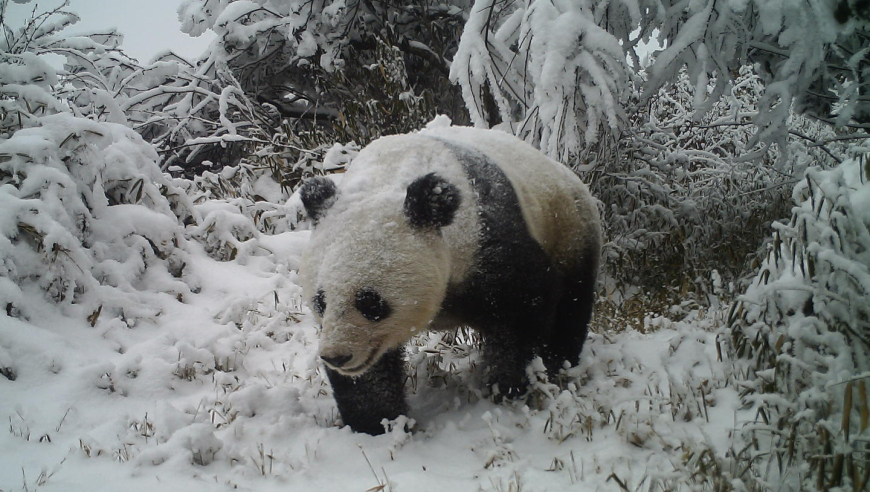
left=6, top=0, right=214, bottom=62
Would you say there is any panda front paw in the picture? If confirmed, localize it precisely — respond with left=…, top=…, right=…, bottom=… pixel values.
left=340, top=415, right=392, bottom=436
left=489, top=377, right=528, bottom=404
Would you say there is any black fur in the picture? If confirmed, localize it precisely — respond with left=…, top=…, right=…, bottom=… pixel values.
left=325, top=348, right=408, bottom=435
left=325, top=139, right=597, bottom=434
left=403, top=172, right=461, bottom=229
left=299, top=176, right=337, bottom=223
left=540, top=249, right=597, bottom=376
left=433, top=139, right=595, bottom=397
left=355, top=288, right=391, bottom=322
left=312, top=289, right=326, bottom=317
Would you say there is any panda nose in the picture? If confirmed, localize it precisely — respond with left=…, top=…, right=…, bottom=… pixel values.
left=321, top=353, right=353, bottom=369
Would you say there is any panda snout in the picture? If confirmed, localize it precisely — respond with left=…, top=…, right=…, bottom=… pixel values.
left=321, top=352, right=354, bottom=369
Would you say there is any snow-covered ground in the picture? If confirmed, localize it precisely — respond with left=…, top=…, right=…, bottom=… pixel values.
left=0, top=105, right=746, bottom=492
left=1, top=224, right=741, bottom=491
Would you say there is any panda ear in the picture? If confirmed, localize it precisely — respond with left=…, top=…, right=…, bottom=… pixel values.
left=403, top=173, right=461, bottom=230
left=299, top=176, right=338, bottom=224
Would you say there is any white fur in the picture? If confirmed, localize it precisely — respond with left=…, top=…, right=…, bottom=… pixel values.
left=301, top=127, right=599, bottom=376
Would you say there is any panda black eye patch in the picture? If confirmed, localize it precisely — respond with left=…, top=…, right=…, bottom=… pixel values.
left=312, top=289, right=326, bottom=316
left=355, top=288, right=391, bottom=322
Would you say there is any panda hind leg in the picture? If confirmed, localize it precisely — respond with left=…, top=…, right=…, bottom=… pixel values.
left=325, top=348, right=408, bottom=435
left=543, top=270, right=596, bottom=377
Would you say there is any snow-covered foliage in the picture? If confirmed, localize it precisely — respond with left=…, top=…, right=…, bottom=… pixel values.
left=452, top=0, right=870, bottom=162
left=165, top=0, right=464, bottom=171
left=177, top=0, right=373, bottom=73
left=175, top=163, right=299, bottom=262
left=451, top=0, right=629, bottom=161
left=0, top=2, right=235, bottom=172
left=0, top=2, right=75, bottom=132
left=591, top=66, right=863, bottom=313
left=0, top=110, right=197, bottom=326
left=166, top=137, right=359, bottom=263
left=643, top=0, right=870, bottom=134
left=0, top=8, right=201, bottom=357
left=727, top=152, right=870, bottom=490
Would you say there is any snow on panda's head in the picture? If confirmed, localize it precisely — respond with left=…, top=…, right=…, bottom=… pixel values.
left=299, top=136, right=464, bottom=376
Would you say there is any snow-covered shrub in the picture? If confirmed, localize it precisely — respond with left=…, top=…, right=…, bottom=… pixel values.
left=639, top=0, right=870, bottom=139
left=173, top=140, right=357, bottom=261
left=0, top=113, right=197, bottom=323
left=181, top=160, right=293, bottom=247
left=0, top=1, right=280, bottom=174
left=0, top=3, right=204, bottom=330
left=590, top=66, right=862, bottom=317
left=727, top=151, right=870, bottom=490
left=0, top=50, right=64, bottom=134
left=0, top=3, right=75, bottom=135
left=0, top=1, right=150, bottom=129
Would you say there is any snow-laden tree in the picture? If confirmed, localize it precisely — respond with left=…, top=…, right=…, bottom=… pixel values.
left=176, top=0, right=466, bottom=112
left=16, top=0, right=864, bottom=176
left=0, top=2, right=199, bottom=333
left=0, top=0, right=280, bottom=175
left=166, top=0, right=469, bottom=171
left=452, top=0, right=869, bottom=163
left=451, top=0, right=630, bottom=161
left=18, top=0, right=463, bottom=173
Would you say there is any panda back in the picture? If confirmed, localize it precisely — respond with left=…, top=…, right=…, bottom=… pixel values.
left=421, top=127, right=600, bottom=272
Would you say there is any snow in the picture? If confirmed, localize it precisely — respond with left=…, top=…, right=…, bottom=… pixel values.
left=0, top=52, right=58, bottom=87
left=3, top=0, right=867, bottom=487
left=1, top=192, right=744, bottom=491
left=1, top=266, right=742, bottom=491
left=213, top=1, right=261, bottom=32
left=650, top=1, right=712, bottom=87
left=0, top=115, right=745, bottom=489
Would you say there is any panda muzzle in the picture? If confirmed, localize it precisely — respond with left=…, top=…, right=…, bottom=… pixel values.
left=321, top=343, right=382, bottom=375
left=320, top=353, right=353, bottom=369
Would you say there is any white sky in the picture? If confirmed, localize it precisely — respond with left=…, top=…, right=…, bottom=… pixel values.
left=6, top=0, right=215, bottom=62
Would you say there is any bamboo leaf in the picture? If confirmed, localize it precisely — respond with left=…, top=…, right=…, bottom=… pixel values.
left=843, top=381, right=853, bottom=441
left=87, top=305, right=102, bottom=327
left=859, top=381, right=868, bottom=433
left=775, top=334, right=786, bottom=354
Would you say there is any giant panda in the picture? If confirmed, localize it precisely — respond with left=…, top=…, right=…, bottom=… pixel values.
left=298, top=126, right=601, bottom=435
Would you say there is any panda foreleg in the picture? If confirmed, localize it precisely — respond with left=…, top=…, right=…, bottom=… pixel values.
left=481, top=327, right=537, bottom=401
left=325, top=348, right=408, bottom=435
left=542, top=269, right=596, bottom=376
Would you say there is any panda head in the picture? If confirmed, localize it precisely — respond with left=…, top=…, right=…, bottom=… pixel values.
left=299, top=171, right=461, bottom=376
